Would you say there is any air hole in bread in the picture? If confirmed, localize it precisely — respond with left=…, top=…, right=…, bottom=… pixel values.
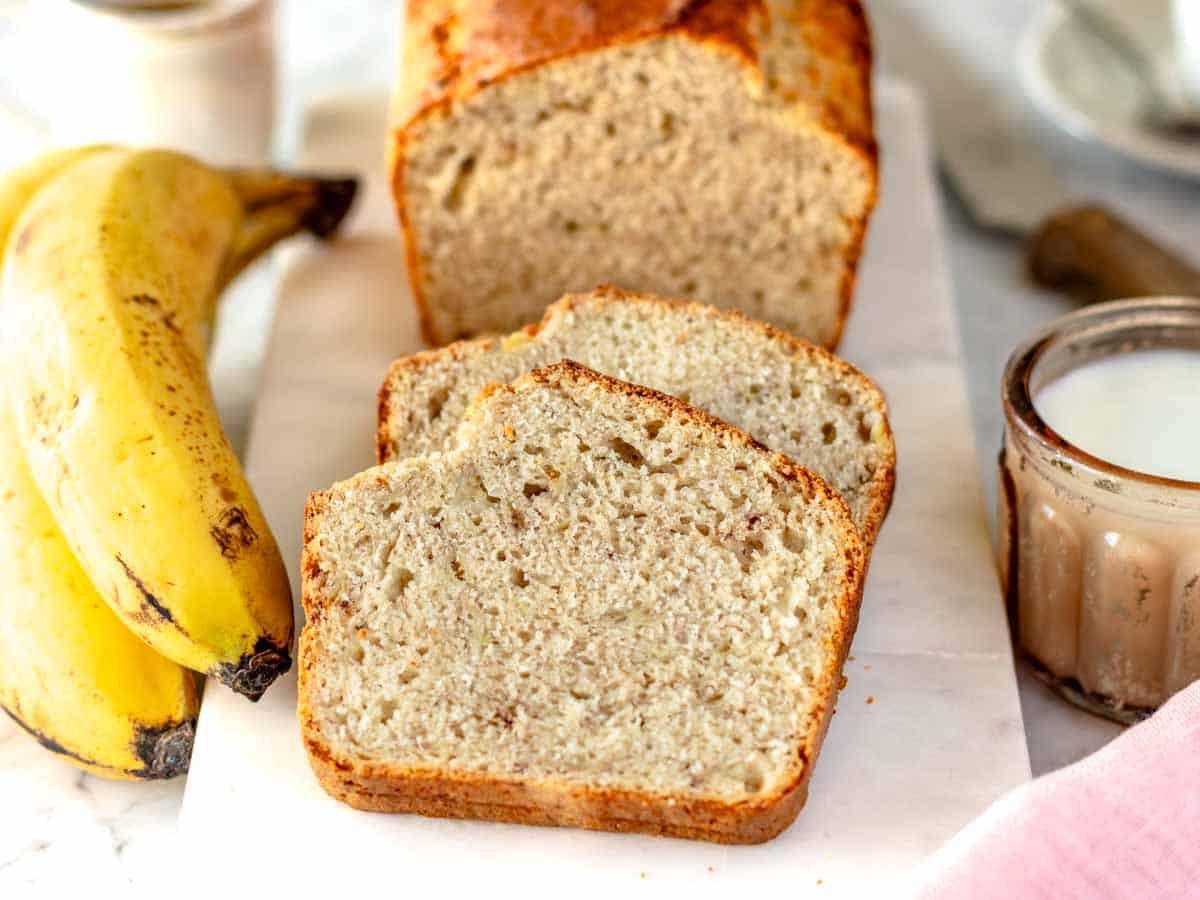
left=743, top=766, right=765, bottom=794
left=378, top=699, right=396, bottom=723
left=659, top=111, right=674, bottom=139
left=511, top=567, right=529, bottom=588
left=427, top=386, right=450, bottom=421
left=475, top=476, right=500, bottom=504
left=822, top=422, right=837, bottom=444
left=442, top=155, right=476, bottom=212
left=396, top=567, right=414, bottom=593
left=450, top=558, right=465, bottom=580
left=643, top=419, right=663, bottom=440
left=609, top=437, right=645, bottom=468
left=783, top=528, right=807, bottom=555
left=523, top=482, right=548, bottom=499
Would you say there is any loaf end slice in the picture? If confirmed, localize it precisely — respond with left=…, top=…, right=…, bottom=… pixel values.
left=392, top=0, right=876, bottom=347
left=302, top=361, right=865, bottom=843
left=377, top=286, right=895, bottom=546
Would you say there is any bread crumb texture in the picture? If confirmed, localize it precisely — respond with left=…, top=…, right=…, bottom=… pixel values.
left=380, top=287, right=894, bottom=544
left=304, top=362, right=863, bottom=819
left=395, top=0, right=876, bottom=347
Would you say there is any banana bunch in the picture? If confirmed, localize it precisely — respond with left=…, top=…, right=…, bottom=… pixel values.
left=0, top=147, right=355, bottom=778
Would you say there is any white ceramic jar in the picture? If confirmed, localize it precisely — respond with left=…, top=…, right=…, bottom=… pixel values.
left=18, top=0, right=276, bottom=166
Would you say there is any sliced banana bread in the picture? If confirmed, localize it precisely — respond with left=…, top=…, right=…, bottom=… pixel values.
left=391, top=0, right=876, bottom=347
left=301, top=361, right=865, bottom=843
left=378, top=286, right=895, bottom=545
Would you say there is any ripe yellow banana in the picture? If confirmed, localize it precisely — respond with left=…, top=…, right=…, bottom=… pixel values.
left=0, top=148, right=199, bottom=779
left=0, top=148, right=355, bottom=699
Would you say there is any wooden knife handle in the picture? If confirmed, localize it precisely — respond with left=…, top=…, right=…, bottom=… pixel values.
left=1028, top=206, right=1200, bottom=301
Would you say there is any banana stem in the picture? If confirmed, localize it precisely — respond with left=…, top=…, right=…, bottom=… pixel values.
left=217, top=170, right=358, bottom=288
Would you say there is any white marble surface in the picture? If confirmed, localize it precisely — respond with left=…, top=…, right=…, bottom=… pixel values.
left=176, top=79, right=1029, bottom=898
left=4, top=0, right=1198, bottom=889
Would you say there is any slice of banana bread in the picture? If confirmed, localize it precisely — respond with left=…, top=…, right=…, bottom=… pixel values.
left=378, top=286, right=895, bottom=545
left=301, top=361, right=865, bottom=844
left=391, top=0, right=876, bottom=348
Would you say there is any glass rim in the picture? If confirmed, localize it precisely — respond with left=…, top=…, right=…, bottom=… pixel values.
left=1002, top=296, right=1200, bottom=494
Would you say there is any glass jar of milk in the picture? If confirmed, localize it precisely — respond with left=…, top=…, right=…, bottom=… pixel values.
left=999, top=297, right=1200, bottom=723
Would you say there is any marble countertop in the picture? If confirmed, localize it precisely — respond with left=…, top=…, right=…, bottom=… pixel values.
left=5, top=0, right=1198, bottom=889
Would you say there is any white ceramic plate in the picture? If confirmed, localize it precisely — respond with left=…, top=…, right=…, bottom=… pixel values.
left=1019, top=0, right=1200, bottom=180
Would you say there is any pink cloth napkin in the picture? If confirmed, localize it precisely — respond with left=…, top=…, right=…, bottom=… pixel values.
left=911, top=679, right=1200, bottom=899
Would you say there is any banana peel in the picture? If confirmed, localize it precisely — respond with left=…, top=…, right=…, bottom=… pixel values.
left=1, top=148, right=356, bottom=705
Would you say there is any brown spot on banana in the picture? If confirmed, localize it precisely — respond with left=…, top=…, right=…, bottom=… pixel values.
left=127, top=295, right=182, bottom=336
left=115, top=554, right=177, bottom=625
left=13, top=220, right=36, bottom=255
left=214, top=636, right=292, bottom=701
left=210, top=506, right=258, bottom=559
left=211, top=472, right=239, bottom=503
left=28, top=392, right=79, bottom=446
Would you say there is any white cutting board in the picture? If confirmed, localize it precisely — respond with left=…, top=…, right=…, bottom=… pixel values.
left=179, top=79, right=1030, bottom=896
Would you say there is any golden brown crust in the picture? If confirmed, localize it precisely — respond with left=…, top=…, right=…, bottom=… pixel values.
left=303, top=360, right=865, bottom=844
left=392, top=1, right=760, bottom=135
left=789, top=0, right=875, bottom=156
left=376, top=285, right=896, bottom=545
left=390, top=0, right=876, bottom=348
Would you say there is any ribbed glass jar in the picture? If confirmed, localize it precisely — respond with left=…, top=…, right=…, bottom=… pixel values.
left=999, top=298, right=1200, bottom=723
